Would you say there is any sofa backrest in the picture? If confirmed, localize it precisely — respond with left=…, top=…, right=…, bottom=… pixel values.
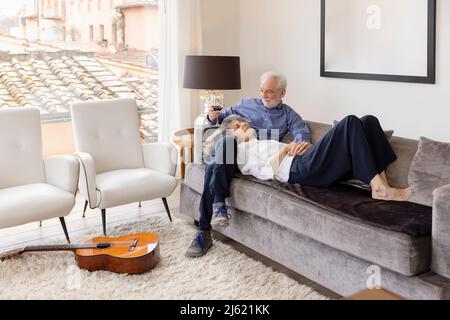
left=194, top=119, right=419, bottom=188
left=0, top=107, right=46, bottom=189
left=306, top=121, right=332, bottom=144
left=271, top=121, right=332, bottom=145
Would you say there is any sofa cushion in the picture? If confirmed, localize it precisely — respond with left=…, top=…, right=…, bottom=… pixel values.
left=251, top=177, right=431, bottom=237
left=408, top=137, right=450, bottom=207
left=306, top=121, right=332, bottom=144
left=184, top=164, right=431, bottom=276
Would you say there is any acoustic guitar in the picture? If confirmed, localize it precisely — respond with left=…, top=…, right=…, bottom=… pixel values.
left=0, top=233, right=160, bottom=274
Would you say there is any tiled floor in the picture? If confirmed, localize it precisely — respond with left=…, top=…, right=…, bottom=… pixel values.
left=0, top=182, right=341, bottom=299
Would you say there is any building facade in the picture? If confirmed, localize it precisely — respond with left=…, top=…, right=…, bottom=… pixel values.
left=19, top=0, right=159, bottom=52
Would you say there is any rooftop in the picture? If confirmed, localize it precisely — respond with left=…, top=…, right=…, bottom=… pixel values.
left=97, top=49, right=158, bottom=69
left=0, top=55, right=159, bottom=142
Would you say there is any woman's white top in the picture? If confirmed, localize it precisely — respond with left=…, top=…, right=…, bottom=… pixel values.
left=236, top=139, right=295, bottom=182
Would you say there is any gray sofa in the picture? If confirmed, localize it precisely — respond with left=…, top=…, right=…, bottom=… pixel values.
left=179, top=121, right=450, bottom=300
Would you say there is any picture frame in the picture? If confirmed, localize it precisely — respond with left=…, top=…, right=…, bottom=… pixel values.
left=320, top=0, right=436, bottom=84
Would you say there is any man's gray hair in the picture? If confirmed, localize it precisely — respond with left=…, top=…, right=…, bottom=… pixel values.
left=260, top=71, right=287, bottom=90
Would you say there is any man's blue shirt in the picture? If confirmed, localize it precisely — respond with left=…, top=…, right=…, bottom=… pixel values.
left=208, top=98, right=311, bottom=143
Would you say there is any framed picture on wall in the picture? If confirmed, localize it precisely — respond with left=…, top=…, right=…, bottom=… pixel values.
left=320, top=0, right=436, bottom=84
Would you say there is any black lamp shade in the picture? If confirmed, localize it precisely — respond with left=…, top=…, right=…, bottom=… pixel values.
left=183, top=55, right=241, bottom=90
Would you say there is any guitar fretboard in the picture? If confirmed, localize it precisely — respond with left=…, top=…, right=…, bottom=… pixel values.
left=24, top=244, right=100, bottom=252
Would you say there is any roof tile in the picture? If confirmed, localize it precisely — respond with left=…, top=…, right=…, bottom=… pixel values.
left=0, top=54, right=159, bottom=141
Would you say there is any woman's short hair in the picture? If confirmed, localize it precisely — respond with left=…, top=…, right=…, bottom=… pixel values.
left=260, top=71, right=287, bottom=90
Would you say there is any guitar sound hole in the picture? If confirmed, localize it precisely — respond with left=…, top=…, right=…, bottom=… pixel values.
left=97, top=243, right=111, bottom=249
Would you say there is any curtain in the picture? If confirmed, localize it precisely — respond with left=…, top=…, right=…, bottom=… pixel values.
left=158, top=0, right=203, bottom=143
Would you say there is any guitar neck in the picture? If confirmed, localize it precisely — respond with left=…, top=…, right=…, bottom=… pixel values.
left=0, top=243, right=111, bottom=261
left=23, top=244, right=99, bottom=253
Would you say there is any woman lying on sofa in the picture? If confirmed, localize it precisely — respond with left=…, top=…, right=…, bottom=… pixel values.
left=205, top=114, right=411, bottom=202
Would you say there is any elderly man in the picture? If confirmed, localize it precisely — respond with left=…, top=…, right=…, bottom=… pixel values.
left=185, top=71, right=311, bottom=257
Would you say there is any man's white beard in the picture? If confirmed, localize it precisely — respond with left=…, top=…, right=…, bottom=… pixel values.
left=263, top=99, right=281, bottom=108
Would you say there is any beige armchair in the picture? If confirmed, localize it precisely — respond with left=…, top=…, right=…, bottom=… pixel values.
left=0, top=108, right=79, bottom=243
left=70, top=98, right=178, bottom=235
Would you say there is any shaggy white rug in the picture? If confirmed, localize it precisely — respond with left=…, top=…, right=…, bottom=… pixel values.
left=0, top=213, right=327, bottom=300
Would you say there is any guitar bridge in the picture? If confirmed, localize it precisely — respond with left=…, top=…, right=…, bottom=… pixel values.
left=128, top=239, right=139, bottom=252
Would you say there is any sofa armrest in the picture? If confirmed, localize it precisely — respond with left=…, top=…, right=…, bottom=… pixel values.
left=142, top=143, right=178, bottom=176
left=44, top=155, right=80, bottom=195
left=431, top=184, right=450, bottom=278
left=72, top=152, right=98, bottom=208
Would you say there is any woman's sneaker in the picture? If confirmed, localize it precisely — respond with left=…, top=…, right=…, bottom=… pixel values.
left=211, top=202, right=231, bottom=227
left=185, top=231, right=213, bottom=257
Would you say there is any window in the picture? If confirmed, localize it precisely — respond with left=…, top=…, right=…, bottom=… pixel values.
left=111, top=23, right=117, bottom=43
left=89, top=25, right=94, bottom=42
left=99, top=25, right=105, bottom=41
left=1, top=0, right=162, bottom=154
left=61, top=0, right=66, bottom=17
left=53, top=0, right=59, bottom=16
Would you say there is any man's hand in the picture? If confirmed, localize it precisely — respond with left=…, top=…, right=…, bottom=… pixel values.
left=207, top=107, right=221, bottom=122
left=287, top=142, right=312, bottom=156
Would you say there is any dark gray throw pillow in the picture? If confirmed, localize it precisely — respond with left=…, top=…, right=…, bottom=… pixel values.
left=408, top=137, right=450, bottom=207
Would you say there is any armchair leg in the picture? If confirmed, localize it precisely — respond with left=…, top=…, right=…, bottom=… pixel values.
left=162, top=198, right=172, bottom=222
left=82, top=200, right=88, bottom=218
left=59, top=217, right=70, bottom=243
left=39, top=221, right=42, bottom=227
left=101, top=209, right=107, bottom=236
left=138, top=201, right=142, bottom=208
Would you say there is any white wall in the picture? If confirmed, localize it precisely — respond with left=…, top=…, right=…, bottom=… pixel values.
left=199, top=0, right=242, bottom=113
left=201, top=0, right=450, bottom=141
